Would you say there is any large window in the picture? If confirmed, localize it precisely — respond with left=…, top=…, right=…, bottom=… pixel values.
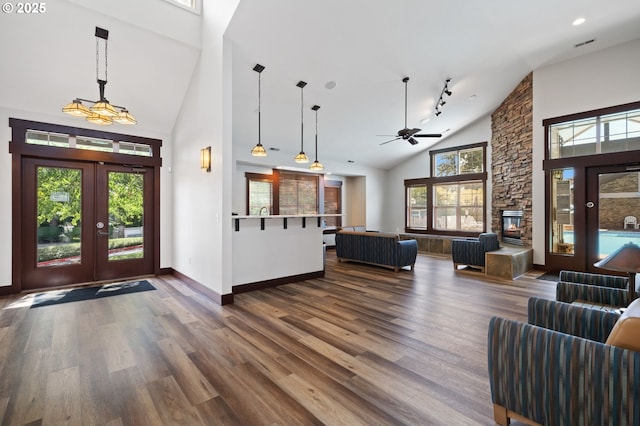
left=405, top=142, right=487, bottom=235
left=279, top=172, right=318, bottom=215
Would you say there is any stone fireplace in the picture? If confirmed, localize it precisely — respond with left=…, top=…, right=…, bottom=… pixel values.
left=501, top=210, right=524, bottom=245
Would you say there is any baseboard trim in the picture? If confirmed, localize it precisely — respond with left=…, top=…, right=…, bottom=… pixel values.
left=232, top=270, right=325, bottom=295
left=171, top=269, right=234, bottom=306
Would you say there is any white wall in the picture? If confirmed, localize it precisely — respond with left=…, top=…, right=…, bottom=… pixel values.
left=384, top=116, right=493, bottom=233
left=532, top=39, right=640, bottom=265
left=171, top=0, right=239, bottom=297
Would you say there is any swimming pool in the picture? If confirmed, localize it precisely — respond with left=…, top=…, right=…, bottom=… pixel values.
left=562, top=230, right=640, bottom=256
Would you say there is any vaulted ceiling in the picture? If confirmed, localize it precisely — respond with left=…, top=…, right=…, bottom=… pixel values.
left=2, top=0, right=640, bottom=173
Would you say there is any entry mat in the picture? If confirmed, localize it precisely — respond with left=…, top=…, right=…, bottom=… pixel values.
left=29, top=279, right=156, bottom=308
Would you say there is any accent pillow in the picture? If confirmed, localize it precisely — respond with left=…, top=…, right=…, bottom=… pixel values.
left=605, top=298, right=640, bottom=352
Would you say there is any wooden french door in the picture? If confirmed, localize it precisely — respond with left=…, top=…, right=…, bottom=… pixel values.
left=21, top=158, right=154, bottom=290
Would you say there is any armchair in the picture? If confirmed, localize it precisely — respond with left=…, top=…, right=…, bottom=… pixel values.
left=556, top=270, right=631, bottom=308
left=451, top=232, right=500, bottom=272
left=488, top=297, right=640, bottom=426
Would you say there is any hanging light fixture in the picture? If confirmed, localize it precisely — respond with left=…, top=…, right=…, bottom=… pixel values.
left=309, top=105, right=324, bottom=171
left=250, top=64, right=267, bottom=157
left=62, top=27, right=136, bottom=125
left=294, top=80, right=309, bottom=163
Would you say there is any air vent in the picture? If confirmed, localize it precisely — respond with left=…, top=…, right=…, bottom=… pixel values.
left=574, top=39, right=595, bottom=48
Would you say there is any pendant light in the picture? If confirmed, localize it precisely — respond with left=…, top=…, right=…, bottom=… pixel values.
left=62, top=27, right=136, bottom=125
left=309, top=105, right=324, bottom=171
left=250, top=64, right=267, bottom=157
left=294, top=80, right=309, bottom=163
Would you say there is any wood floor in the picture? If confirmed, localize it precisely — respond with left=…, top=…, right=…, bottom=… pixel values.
left=0, top=251, right=556, bottom=425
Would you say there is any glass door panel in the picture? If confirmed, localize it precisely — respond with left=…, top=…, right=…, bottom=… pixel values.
left=595, top=171, right=640, bottom=260
left=550, top=168, right=575, bottom=255
left=36, top=167, right=83, bottom=267
left=107, top=171, right=144, bottom=261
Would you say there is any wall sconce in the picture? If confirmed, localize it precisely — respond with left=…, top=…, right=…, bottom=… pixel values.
left=200, top=146, right=211, bottom=172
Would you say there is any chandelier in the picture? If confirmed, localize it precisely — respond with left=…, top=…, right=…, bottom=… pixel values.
left=62, top=27, right=136, bottom=125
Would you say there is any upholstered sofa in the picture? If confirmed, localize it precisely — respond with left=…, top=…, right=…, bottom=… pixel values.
left=335, top=230, right=417, bottom=272
left=556, top=270, right=631, bottom=308
left=451, top=232, right=500, bottom=272
left=488, top=297, right=640, bottom=425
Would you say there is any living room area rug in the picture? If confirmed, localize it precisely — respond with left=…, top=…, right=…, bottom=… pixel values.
left=29, top=279, right=156, bottom=308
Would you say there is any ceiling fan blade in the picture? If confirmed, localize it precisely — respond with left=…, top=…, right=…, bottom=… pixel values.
left=379, top=137, right=401, bottom=145
left=376, top=134, right=397, bottom=137
left=414, top=133, right=443, bottom=138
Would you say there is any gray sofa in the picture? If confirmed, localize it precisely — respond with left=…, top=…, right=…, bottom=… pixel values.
left=335, top=230, right=418, bottom=272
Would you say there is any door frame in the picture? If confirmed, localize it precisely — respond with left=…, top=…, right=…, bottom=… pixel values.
left=7, top=118, right=162, bottom=294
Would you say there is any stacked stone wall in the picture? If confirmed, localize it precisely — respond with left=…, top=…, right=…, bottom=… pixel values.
left=491, top=73, right=533, bottom=246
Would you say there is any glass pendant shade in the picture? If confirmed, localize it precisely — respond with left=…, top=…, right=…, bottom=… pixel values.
left=90, top=101, right=118, bottom=117
left=310, top=160, right=324, bottom=171
left=251, top=143, right=267, bottom=157
left=294, top=151, right=309, bottom=163
left=86, top=113, right=113, bottom=125
left=112, top=109, right=137, bottom=124
left=62, top=28, right=135, bottom=125
left=62, top=100, right=91, bottom=117
left=251, top=64, right=267, bottom=157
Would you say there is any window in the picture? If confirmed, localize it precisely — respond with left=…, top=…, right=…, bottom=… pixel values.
left=26, top=131, right=153, bottom=157
left=547, top=107, right=640, bottom=159
left=279, top=172, right=318, bottom=215
left=324, top=181, right=343, bottom=227
left=162, top=0, right=199, bottom=13
left=405, top=142, right=487, bottom=235
left=246, top=173, right=273, bottom=215
left=245, top=170, right=321, bottom=216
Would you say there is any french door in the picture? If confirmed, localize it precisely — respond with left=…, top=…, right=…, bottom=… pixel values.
left=21, top=158, right=154, bottom=290
left=548, top=164, right=640, bottom=273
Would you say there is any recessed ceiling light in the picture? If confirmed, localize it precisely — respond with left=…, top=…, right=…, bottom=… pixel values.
left=269, top=147, right=280, bottom=151
left=420, top=117, right=431, bottom=124
left=572, top=17, right=586, bottom=26
left=325, top=81, right=336, bottom=90
left=347, top=160, right=355, bottom=163
left=469, top=94, right=477, bottom=100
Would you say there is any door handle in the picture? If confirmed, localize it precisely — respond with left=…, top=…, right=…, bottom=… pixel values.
left=97, top=230, right=109, bottom=236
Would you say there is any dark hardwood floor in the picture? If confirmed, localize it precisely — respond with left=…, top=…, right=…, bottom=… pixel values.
left=0, top=251, right=556, bottom=425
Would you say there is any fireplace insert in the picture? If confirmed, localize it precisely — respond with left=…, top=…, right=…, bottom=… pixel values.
left=502, top=210, right=523, bottom=245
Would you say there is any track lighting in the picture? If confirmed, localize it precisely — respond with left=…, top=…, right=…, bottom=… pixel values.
left=434, top=78, right=452, bottom=117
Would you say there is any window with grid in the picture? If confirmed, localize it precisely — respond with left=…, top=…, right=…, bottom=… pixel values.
left=405, top=142, right=487, bottom=235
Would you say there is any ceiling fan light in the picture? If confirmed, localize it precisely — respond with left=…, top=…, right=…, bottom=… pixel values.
left=112, top=109, right=137, bottom=124
left=90, top=101, right=118, bottom=117
left=86, top=112, right=113, bottom=125
left=251, top=143, right=267, bottom=157
left=310, top=160, right=324, bottom=171
left=62, top=99, right=92, bottom=117
left=294, top=151, right=309, bottom=163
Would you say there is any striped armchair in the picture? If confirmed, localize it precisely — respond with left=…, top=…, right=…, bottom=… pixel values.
left=556, top=270, right=631, bottom=308
left=451, top=233, right=500, bottom=272
left=488, top=297, right=640, bottom=426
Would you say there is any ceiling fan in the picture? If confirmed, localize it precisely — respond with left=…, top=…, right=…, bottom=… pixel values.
left=380, top=77, right=442, bottom=145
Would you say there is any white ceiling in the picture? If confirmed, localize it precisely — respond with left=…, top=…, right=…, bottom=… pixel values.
left=1, top=0, right=640, bottom=173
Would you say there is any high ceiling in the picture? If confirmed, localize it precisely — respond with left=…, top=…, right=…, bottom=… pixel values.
left=1, top=0, right=640, bottom=173
left=226, top=0, right=640, bottom=172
